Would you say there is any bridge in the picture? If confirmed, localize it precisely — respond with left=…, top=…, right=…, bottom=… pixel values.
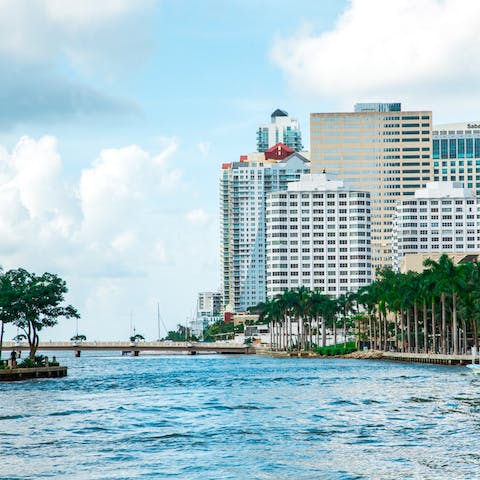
left=2, top=341, right=255, bottom=356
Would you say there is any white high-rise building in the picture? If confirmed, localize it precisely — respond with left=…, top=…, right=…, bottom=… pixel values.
left=257, top=109, right=303, bottom=152
left=393, top=182, right=480, bottom=271
left=197, top=292, right=222, bottom=315
left=266, top=173, right=371, bottom=297
left=220, top=147, right=309, bottom=312
left=191, top=292, right=222, bottom=338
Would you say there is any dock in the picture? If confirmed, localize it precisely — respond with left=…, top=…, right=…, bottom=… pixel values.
left=382, top=352, right=473, bottom=365
left=0, top=365, right=67, bottom=381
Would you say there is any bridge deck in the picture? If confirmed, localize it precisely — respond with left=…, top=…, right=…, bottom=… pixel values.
left=2, top=341, right=254, bottom=355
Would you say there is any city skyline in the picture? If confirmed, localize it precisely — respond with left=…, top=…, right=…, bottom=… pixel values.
left=1, top=0, right=480, bottom=340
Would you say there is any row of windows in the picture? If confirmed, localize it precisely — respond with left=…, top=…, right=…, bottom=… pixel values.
left=433, top=138, right=480, bottom=159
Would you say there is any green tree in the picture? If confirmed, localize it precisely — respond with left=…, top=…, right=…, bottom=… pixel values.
left=71, top=334, right=87, bottom=341
left=130, top=333, right=145, bottom=342
left=3, top=269, right=79, bottom=360
left=0, top=268, right=16, bottom=360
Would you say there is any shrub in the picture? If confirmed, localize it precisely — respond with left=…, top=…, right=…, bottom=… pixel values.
left=314, top=341, right=357, bottom=356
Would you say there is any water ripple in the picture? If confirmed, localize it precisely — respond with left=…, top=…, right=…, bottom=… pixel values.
left=0, top=354, right=478, bottom=479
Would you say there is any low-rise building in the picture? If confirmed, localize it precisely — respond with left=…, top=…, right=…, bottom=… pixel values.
left=393, top=181, right=480, bottom=271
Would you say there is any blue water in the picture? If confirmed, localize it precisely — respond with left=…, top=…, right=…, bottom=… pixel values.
left=0, top=353, right=479, bottom=480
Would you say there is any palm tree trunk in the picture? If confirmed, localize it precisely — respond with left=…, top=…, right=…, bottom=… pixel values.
left=333, top=318, right=337, bottom=347
left=269, top=321, right=273, bottom=351
left=394, top=313, right=398, bottom=351
left=473, top=317, right=479, bottom=359
left=452, top=293, right=459, bottom=355
left=0, top=321, right=3, bottom=361
left=431, top=299, right=436, bottom=354
left=423, top=301, right=428, bottom=354
left=368, top=314, right=375, bottom=349
left=400, top=309, right=405, bottom=353
left=322, top=317, right=327, bottom=347
left=384, top=313, right=388, bottom=351
left=414, top=302, right=419, bottom=354
left=441, top=291, right=447, bottom=354
left=462, top=319, right=467, bottom=354
left=406, top=308, right=411, bottom=353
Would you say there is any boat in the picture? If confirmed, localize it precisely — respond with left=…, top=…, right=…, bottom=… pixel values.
left=466, top=346, right=480, bottom=374
left=466, top=363, right=480, bottom=374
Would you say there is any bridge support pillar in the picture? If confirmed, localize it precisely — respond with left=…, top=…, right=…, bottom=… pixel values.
left=132, top=350, right=140, bottom=357
left=74, top=350, right=81, bottom=358
left=189, top=350, right=197, bottom=355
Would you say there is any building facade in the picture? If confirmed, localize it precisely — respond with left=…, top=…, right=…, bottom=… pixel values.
left=191, top=292, right=223, bottom=339
left=310, top=103, right=432, bottom=273
left=220, top=147, right=309, bottom=312
left=197, top=292, right=222, bottom=316
left=266, top=173, right=371, bottom=297
left=392, top=182, right=480, bottom=271
left=432, top=122, right=480, bottom=197
left=257, top=109, right=303, bottom=152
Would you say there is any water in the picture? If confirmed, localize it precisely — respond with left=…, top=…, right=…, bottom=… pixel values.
left=0, top=353, right=479, bottom=480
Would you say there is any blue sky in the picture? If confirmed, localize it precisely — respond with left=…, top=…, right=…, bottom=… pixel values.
left=1, top=0, right=479, bottom=340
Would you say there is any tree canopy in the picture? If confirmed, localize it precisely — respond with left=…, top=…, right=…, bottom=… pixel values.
left=0, top=268, right=79, bottom=359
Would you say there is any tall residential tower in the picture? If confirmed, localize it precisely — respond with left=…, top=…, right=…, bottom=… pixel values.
left=257, top=109, right=303, bottom=152
left=220, top=146, right=309, bottom=312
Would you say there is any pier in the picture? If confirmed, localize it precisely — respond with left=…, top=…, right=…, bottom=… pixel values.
left=382, top=351, right=473, bottom=365
left=2, top=341, right=255, bottom=357
left=0, top=365, right=67, bottom=381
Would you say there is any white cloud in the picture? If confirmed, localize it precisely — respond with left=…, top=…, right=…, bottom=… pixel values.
left=185, top=208, right=210, bottom=226
left=0, top=0, right=151, bottom=65
left=0, top=0, right=154, bottom=126
left=271, top=0, right=480, bottom=119
left=197, top=141, right=211, bottom=156
left=0, top=135, right=219, bottom=341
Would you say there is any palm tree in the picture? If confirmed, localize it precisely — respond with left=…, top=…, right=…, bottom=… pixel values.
left=308, top=290, right=328, bottom=348
left=458, top=261, right=480, bottom=355
left=337, top=291, right=356, bottom=348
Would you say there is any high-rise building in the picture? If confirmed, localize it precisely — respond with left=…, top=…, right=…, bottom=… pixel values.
left=432, top=122, right=480, bottom=196
left=220, top=146, right=309, bottom=312
left=310, top=102, right=432, bottom=272
left=257, top=109, right=303, bottom=152
left=191, top=292, right=223, bottom=338
left=392, top=182, right=480, bottom=271
left=197, top=292, right=222, bottom=315
left=266, top=174, right=371, bottom=297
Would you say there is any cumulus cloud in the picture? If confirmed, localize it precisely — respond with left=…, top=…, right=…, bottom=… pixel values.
left=0, top=0, right=154, bottom=126
left=271, top=0, right=480, bottom=118
left=197, top=142, right=211, bottom=156
left=0, top=135, right=205, bottom=339
left=185, top=208, right=211, bottom=226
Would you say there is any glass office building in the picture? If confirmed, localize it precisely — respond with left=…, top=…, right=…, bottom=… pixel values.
left=432, top=123, right=480, bottom=196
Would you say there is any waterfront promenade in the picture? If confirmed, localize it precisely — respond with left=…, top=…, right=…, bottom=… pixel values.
left=1, top=340, right=254, bottom=356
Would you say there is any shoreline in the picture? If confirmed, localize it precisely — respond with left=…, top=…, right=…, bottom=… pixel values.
left=256, top=348, right=474, bottom=365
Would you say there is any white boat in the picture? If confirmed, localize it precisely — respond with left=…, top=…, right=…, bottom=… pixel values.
left=466, top=363, right=480, bottom=374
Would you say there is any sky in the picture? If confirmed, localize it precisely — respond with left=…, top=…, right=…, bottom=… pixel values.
left=1, top=0, right=480, bottom=341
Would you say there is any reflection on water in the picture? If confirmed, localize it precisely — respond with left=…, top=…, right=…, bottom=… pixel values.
left=0, top=353, right=479, bottom=479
